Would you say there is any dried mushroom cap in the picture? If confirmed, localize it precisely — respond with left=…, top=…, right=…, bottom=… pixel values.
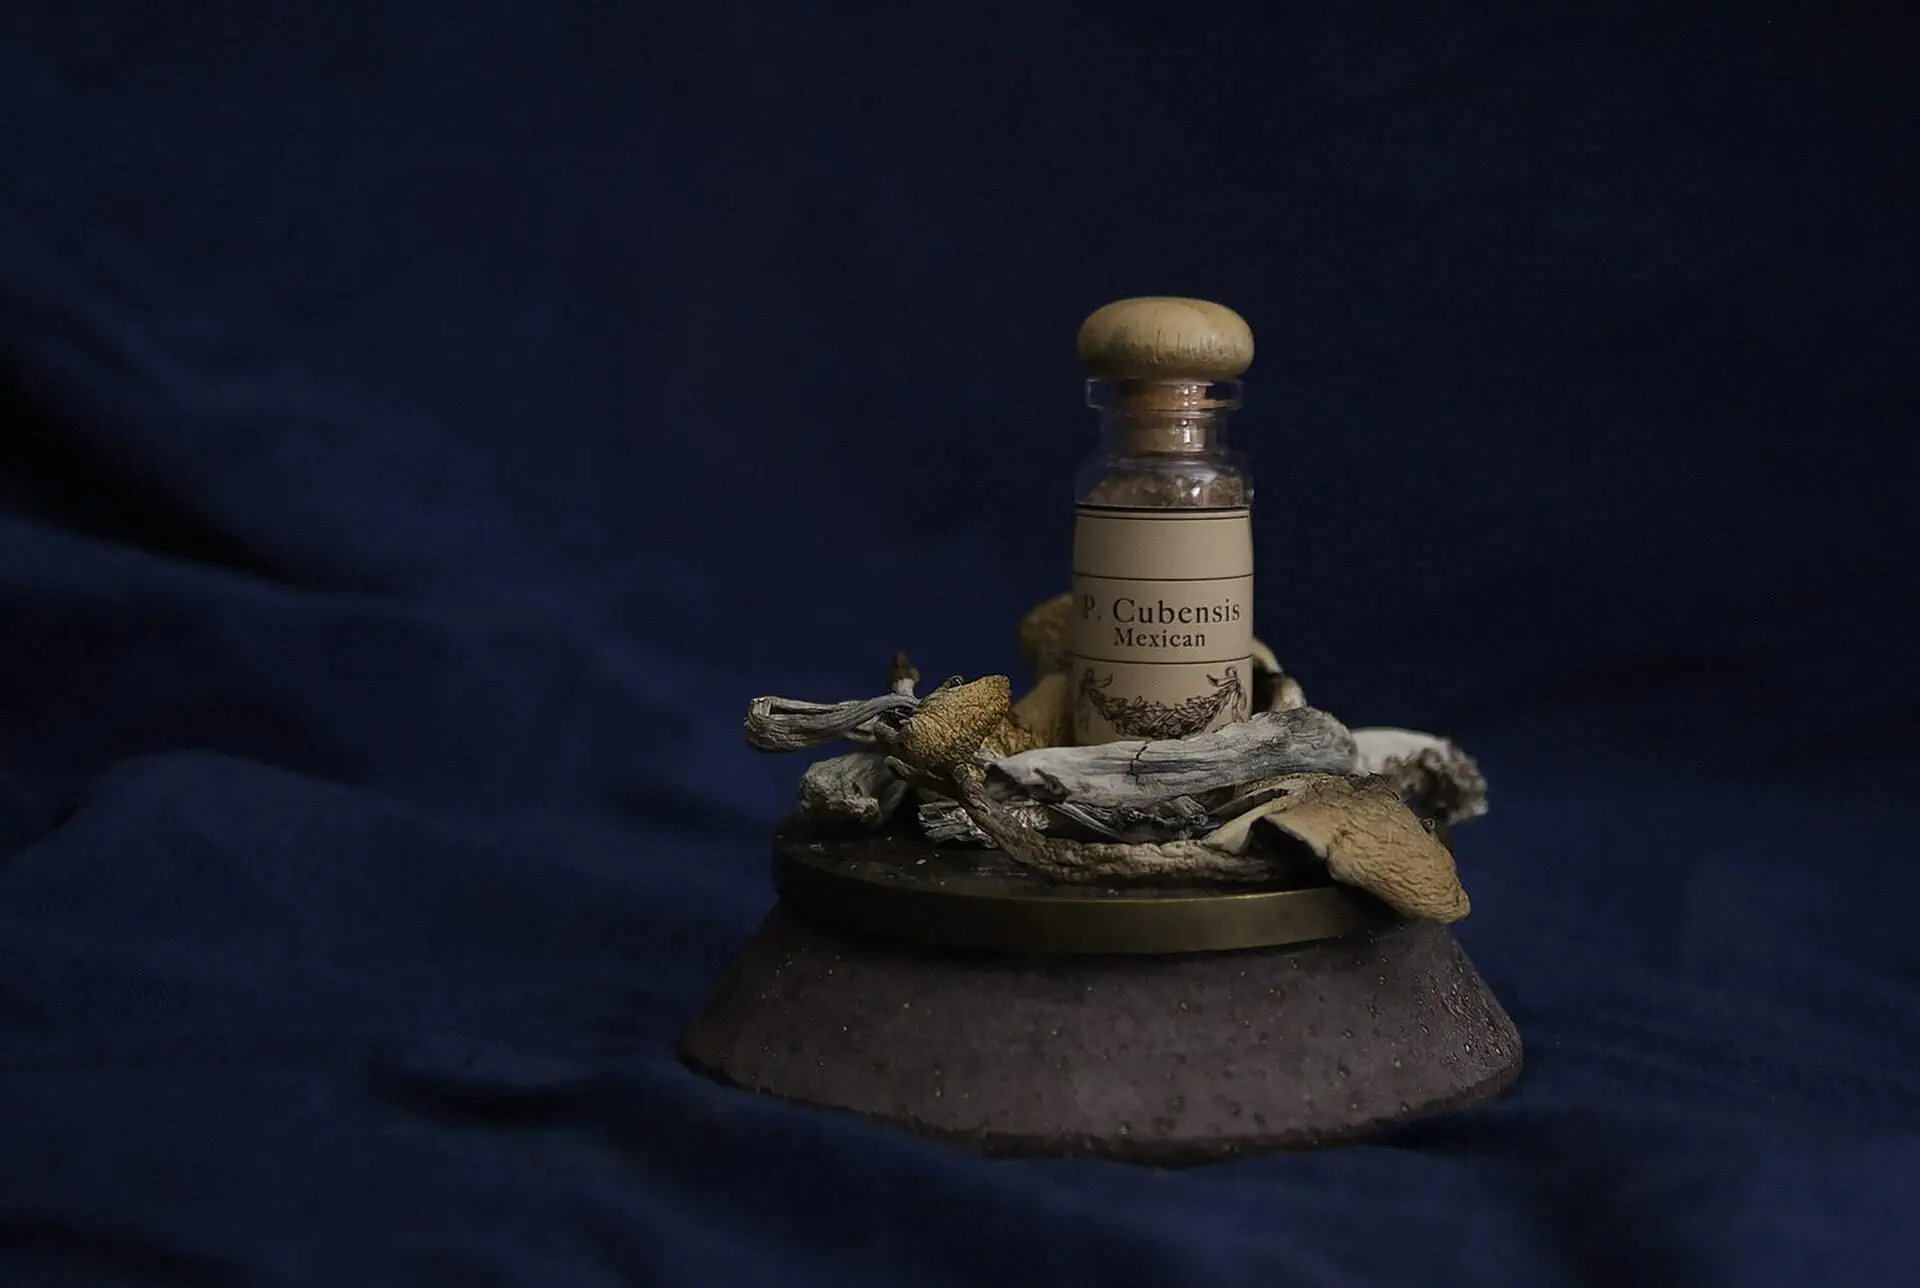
left=1008, top=671, right=1074, bottom=749
left=1351, top=727, right=1487, bottom=827
left=982, top=716, right=1044, bottom=759
left=1248, top=639, right=1305, bottom=712
left=893, top=675, right=1011, bottom=774
left=1238, top=774, right=1470, bottom=923
left=1018, top=592, right=1076, bottom=677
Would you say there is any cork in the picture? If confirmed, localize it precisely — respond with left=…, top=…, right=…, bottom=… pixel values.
left=1075, top=297, right=1254, bottom=383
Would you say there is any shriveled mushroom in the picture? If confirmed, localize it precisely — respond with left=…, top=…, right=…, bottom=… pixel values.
left=1231, top=774, right=1470, bottom=923
left=987, top=707, right=1357, bottom=808
left=981, top=715, right=1045, bottom=758
left=1017, top=592, right=1075, bottom=677
left=1007, top=670, right=1073, bottom=747
left=918, top=795, right=1052, bottom=844
left=1351, top=727, right=1487, bottom=827
left=797, top=751, right=909, bottom=830
left=743, top=693, right=916, bottom=752
left=951, top=773, right=1275, bottom=883
left=888, top=675, right=1010, bottom=775
left=1248, top=638, right=1306, bottom=712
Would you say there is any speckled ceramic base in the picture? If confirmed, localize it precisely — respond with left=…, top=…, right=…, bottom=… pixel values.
left=680, top=902, right=1523, bottom=1163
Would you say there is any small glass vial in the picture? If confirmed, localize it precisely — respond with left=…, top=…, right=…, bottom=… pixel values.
left=1069, top=297, right=1256, bottom=745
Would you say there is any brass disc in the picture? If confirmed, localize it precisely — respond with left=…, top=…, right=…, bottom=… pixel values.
left=770, top=821, right=1396, bottom=956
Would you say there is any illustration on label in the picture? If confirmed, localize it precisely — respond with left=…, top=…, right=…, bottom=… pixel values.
left=1069, top=505, right=1254, bottom=745
left=1077, top=663, right=1249, bottom=740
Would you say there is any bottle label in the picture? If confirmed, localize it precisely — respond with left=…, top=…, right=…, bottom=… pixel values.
left=1069, top=505, right=1254, bottom=744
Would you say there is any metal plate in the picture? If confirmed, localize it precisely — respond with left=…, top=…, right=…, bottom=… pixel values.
left=770, top=821, right=1396, bottom=955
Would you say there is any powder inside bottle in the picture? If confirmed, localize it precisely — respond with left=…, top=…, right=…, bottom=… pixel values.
left=1082, top=471, right=1248, bottom=508
left=1080, top=414, right=1249, bottom=508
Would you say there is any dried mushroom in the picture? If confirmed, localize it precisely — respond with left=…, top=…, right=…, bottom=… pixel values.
left=797, top=751, right=908, bottom=831
left=890, top=675, right=1009, bottom=775
left=739, top=600, right=1491, bottom=925
left=1018, top=592, right=1075, bottom=677
left=1007, top=671, right=1073, bottom=748
left=1352, top=727, right=1488, bottom=827
left=1232, top=775, right=1470, bottom=923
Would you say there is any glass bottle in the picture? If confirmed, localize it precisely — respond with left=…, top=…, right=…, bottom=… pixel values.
left=1068, top=298, right=1256, bottom=745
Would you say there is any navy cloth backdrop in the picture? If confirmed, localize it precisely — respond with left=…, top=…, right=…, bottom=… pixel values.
left=2, top=4, right=1917, bottom=1284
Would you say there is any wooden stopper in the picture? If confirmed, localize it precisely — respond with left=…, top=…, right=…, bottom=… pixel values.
left=1075, top=297, right=1254, bottom=383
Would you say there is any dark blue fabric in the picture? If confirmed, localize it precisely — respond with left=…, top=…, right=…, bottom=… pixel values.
left=2, top=4, right=1916, bottom=1284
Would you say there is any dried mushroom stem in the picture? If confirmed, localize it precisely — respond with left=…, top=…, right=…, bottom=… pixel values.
left=952, top=772, right=1275, bottom=884
left=744, top=693, right=918, bottom=752
left=926, top=761, right=1472, bottom=922
left=988, top=706, right=1357, bottom=809
left=918, top=796, right=1052, bottom=845
left=920, top=790, right=1222, bottom=847
left=797, top=751, right=909, bottom=830
left=888, top=651, right=920, bottom=698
